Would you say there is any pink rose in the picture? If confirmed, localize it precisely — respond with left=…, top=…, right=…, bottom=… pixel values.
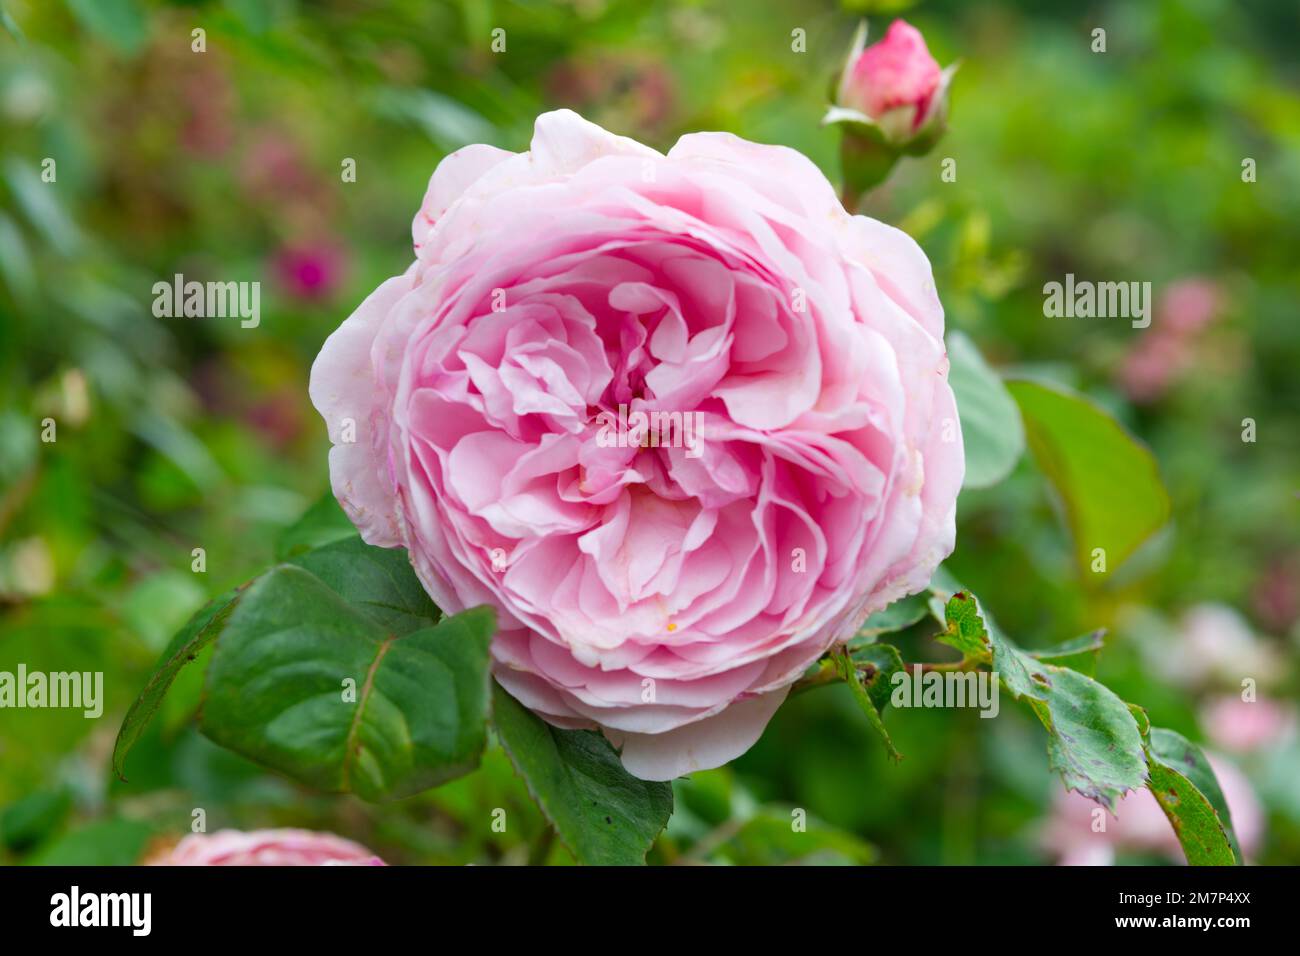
left=149, top=828, right=385, bottom=866
left=837, top=20, right=946, bottom=137
left=310, top=110, right=962, bottom=779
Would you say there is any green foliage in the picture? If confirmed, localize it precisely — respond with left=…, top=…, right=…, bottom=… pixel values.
left=833, top=645, right=901, bottom=762
left=1007, top=380, right=1171, bottom=579
left=852, top=592, right=933, bottom=643
left=25, top=818, right=155, bottom=866
left=201, top=570, right=494, bottom=800
left=273, top=492, right=358, bottom=560
left=492, top=683, right=674, bottom=865
left=1147, top=727, right=1240, bottom=865
left=936, top=592, right=1146, bottom=813
left=4, top=0, right=1297, bottom=867
left=112, top=587, right=244, bottom=780
left=115, top=533, right=495, bottom=801
left=946, top=331, right=1024, bottom=489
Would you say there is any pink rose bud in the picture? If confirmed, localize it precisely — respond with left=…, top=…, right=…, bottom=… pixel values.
left=826, top=20, right=957, bottom=202
left=147, top=828, right=386, bottom=866
left=839, top=20, right=943, bottom=138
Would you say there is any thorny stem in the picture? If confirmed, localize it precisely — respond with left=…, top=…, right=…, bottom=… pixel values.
left=790, top=650, right=978, bottom=696
left=830, top=645, right=902, bottom=763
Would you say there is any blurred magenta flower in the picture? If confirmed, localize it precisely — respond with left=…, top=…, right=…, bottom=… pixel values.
left=240, top=131, right=332, bottom=215
left=546, top=54, right=675, bottom=136
left=1043, top=753, right=1262, bottom=865
left=148, top=828, right=385, bottom=866
left=274, top=241, right=347, bottom=302
left=181, top=56, right=236, bottom=157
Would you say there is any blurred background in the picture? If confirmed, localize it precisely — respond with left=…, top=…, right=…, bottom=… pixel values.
left=0, top=0, right=1297, bottom=865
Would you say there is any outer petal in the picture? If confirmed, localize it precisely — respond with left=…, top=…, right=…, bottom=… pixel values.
left=841, top=215, right=945, bottom=340
left=609, top=688, right=789, bottom=780
left=412, top=144, right=515, bottom=252
left=668, top=131, right=846, bottom=223
left=308, top=271, right=411, bottom=547
left=529, top=108, right=661, bottom=177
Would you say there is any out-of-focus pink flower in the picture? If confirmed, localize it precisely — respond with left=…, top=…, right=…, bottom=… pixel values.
left=838, top=20, right=943, bottom=133
left=546, top=55, right=675, bottom=135
left=1119, top=277, right=1223, bottom=403
left=1151, top=602, right=1275, bottom=690
left=1252, top=554, right=1300, bottom=634
left=181, top=58, right=236, bottom=157
left=240, top=132, right=328, bottom=211
left=149, top=829, right=385, bottom=866
left=274, top=242, right=347, bottom=302
left=1201, top=695, right=1296, bottom=754
left=1044, top=753, right=1262, bottom=865
left=1159, top=278, right=1221, bottom=335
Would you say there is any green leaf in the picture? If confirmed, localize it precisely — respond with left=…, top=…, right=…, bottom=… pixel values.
left=937, top=589, right=1042, bottom=699
left=712, top=811, right=876, bottom=865
left=851, top=643, right=905, bottom=712
left=113, top=536, right=442, bottom=784
left=936, top=590, right=993, bottom=664
left=1, top=790, right=71, bottom=853
left=3, top=158, right=81, bottom=254
left=936, top=592, right=1145, bottom=812
left=1147, top=727, right=1240, bottom=865
left=1027, top=629, right=1106, bottom=675
left=0, top=213, right=35, bottom=306
left=65, top=0, right=147, bottom=55
left=275, top=493, right=358, bottom=560
left=1007, top=379, right=1170, bottom=578
left=370, top=87, right=498, bottom=151
left=1026, top=665, right=1148, bottom=813
left=491, top=682, right=673, bottom=865
left=112, top=587, right=244, bottom=781
left=25, top=818, right=154, bottom=866
left=287, top=536, right=441, bottom=635
left=1, top=3, right=25, bottom=42
left=832, top=646, right=901, bottom=761
left=946, top=331, right=1025, bottom=489
left=851, top=592, right=933, bottom=645
left=199, top=567, right=494, bottom=801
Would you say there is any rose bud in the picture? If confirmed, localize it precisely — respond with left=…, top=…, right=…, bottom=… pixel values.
left=825, top=20, right=957, bottom=201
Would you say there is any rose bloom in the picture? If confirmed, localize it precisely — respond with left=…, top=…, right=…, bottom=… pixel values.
left=148, top=829, right=384, bottom=866
left=837, top=20, right=944, bottom=134
left=310, top=110, right=962, bottom=779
